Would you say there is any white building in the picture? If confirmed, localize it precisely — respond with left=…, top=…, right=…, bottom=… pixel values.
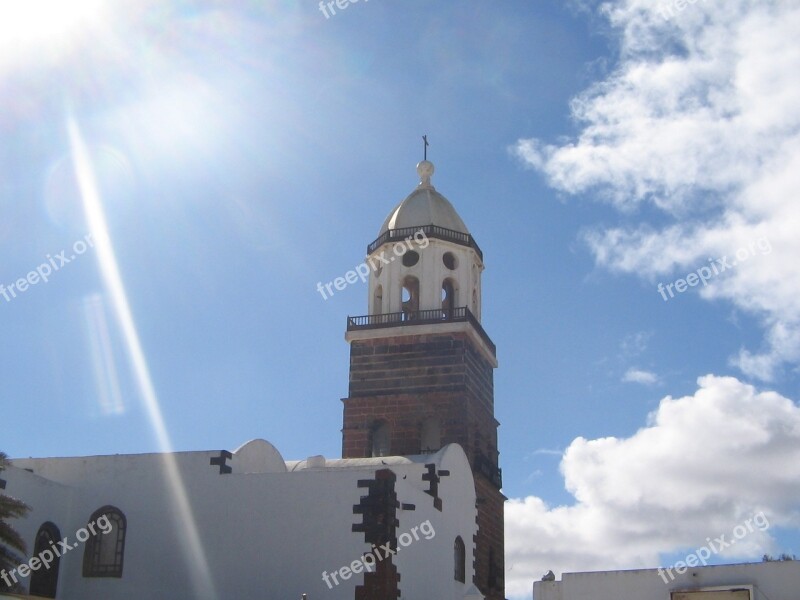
left=2, top=440, right=481, bottom=600
left=533, top=562, right=800, bottom=600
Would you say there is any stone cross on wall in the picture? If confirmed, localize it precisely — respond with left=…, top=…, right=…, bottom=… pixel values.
left=209, top=450, right=233, bottom=474
left=422, top=463, right=450, bottom=511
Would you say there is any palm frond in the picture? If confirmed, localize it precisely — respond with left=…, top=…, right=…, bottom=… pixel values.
left=0, top=542, right=26, bottom=575
left=0, top=451, right=31, bottom=572
left=0, top=522, right=26, bottom=555
left=0, top=494, right=29, bottom=522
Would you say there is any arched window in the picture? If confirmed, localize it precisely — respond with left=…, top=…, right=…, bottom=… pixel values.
left=420, top=418, right=441, bottom=453
left=373, top=285, right=383, bottom=315
left=370, top=421, right=390, bottom=457
left=454, top=536, right=466, bottom=583
left=30, top=522, right=61, bottom=598
left=442, top=279, right=456, bottom=318
left=401, top=276, right=419, bottom=319
left=82, top=506, right=126, bottom=578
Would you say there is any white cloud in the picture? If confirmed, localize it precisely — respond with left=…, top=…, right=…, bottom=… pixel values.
left=514, top=0, right=800, bottom=381
left=622, top=367, right=659, bottom=385
left=507, top=3, right=800, bottom=596
left=505, top=375, right=800, bottom=598
left=531, top=448, right=564, bottom=457
left=620, top=331, right=652, bottom=358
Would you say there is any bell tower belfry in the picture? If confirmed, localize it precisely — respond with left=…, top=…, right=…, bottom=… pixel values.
left=342, top=159, right=505, bottom=600
left=367, top=160, right=484, bottom=321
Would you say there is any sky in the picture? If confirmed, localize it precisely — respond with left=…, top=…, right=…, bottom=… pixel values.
left=1, top=0, right=799, bottom=598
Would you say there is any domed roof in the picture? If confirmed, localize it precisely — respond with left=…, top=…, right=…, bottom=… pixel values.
left=378, top=161, right=469, bottom=236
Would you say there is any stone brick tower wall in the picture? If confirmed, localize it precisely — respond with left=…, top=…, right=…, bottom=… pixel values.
left=342, top=330, right=505, bottom=599
left=342, top=158, right=505, bottom=599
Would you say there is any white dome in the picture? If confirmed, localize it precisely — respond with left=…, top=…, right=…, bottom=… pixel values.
left=378, top=161, right=469, bottom=236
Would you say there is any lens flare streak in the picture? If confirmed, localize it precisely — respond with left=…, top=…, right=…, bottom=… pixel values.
left=68, top=116, right=218, bottom=600
left=82, top=293, right=125, bottom=416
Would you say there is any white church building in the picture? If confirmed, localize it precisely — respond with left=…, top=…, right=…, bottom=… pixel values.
left=2, top=440, right=482, bottom=600
left=2, top=159, right=505, bottom=600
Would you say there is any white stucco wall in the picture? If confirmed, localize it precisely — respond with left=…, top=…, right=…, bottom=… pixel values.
left=8, top=441, right=478, bottom=600
left=533, top=562, right=800, bottom=600
left=368, top=236, right=482, bottom=318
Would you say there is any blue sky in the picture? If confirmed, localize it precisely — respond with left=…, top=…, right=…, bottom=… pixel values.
left=2, top=0, right=800, bottom=597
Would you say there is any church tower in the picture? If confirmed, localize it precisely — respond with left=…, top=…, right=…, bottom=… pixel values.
left=342, top=159, right=505, bottom=600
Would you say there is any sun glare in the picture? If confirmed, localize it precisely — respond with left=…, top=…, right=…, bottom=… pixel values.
left=69, top=116, right=219, bottom=600
left=0, top=0, right=102, bottom=49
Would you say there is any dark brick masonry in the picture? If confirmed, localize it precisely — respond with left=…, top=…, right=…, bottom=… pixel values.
left=342, top=331, right=505, bottom=600
left=352, top=469, right=401, bottom=600
left=209, top=450, right=232, bottom=474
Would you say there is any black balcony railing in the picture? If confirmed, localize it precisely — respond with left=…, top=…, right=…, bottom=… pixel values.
left=347, top=306, right=495, bottom=356
left=367, top=224, right=483, bottom=261
left=474, top=453, right=503, bottom=488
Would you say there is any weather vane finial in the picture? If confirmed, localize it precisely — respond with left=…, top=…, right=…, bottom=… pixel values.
left=422, top=134, right=429, bottom=161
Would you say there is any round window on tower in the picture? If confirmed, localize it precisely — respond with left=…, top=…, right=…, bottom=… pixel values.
left=443, top=252, right=457, bottom=270
left=403, top=250, right=420, bottom=267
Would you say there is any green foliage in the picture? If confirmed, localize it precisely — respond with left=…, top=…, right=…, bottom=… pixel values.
left=0, top=452, right=30, bottom=591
